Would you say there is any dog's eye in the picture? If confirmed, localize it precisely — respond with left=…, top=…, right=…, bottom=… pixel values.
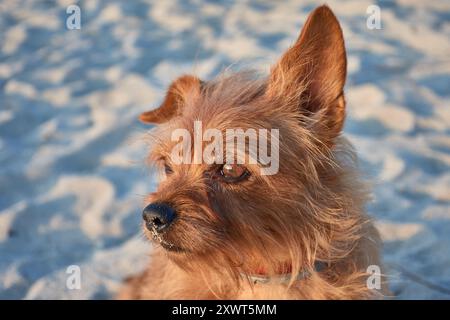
left=164, top=163, right=173, bottom=175
left=220, top=164, right=249, bottom=182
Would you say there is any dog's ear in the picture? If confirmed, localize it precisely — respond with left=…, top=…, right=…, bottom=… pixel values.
left=267, top=5, right=347, bottom=144
left=140, top=75, right=202, bottom=124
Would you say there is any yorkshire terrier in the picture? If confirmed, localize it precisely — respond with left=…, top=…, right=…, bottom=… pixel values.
left=118, top=5, right=387, bottom=299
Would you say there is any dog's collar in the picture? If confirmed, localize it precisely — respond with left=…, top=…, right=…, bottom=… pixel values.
left=241, top=261, right=326, bottom=285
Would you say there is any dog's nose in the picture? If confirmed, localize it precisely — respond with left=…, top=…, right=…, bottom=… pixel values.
left=143, top=203, right=177, bottom=232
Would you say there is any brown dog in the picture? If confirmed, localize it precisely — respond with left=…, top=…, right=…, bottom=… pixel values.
left=118, top=5, right=387, bottom=299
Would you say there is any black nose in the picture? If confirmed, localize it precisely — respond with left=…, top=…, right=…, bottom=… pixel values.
left=142, top=203, right=177, bottom=232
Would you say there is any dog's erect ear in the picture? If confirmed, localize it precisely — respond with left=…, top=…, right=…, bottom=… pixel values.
left=139, top=75, right=202, bottom=124
left=267, top=5, right=347, bottom=144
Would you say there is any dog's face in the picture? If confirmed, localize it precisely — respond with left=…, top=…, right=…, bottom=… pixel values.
left=140, top=6, right=350, bottom=277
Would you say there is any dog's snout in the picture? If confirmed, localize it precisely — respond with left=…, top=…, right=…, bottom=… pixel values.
left=143, top=203, right=177, bottom=232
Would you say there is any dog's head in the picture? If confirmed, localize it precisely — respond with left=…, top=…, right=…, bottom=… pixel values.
left=139, top=6, right=360, bottom=281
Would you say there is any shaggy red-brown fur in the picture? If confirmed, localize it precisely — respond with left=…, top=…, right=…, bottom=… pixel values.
left=118, top=5, right=388, bottom=300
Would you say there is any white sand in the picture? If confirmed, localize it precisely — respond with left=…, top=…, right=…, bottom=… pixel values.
left=0, top=0, right=449, bottom=299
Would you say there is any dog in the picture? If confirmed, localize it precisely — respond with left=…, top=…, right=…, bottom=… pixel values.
left=118, top=5, right=387, bottom=299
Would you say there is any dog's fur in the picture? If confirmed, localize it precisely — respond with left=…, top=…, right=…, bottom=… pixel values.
left=118, top=5, right=387, bottom=299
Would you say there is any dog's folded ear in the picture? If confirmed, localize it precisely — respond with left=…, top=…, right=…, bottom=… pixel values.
left=140, top=75, right=203, bottom=124
left=267, top=5, right=347, bottom=145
